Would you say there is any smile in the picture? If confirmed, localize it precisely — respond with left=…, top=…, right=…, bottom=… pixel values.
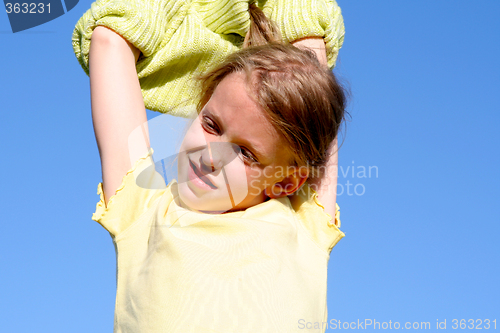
left=188, top=159, right=217, bottom=190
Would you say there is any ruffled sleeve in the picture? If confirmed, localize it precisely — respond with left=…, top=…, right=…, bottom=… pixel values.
left=92, top=148, right=167, bottom=238
left=289, top=183, right=344, bottom=254
left=262, top=0, right=345, bottom=69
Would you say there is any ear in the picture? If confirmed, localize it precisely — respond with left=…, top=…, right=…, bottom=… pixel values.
left=265, top=168, right=309, bottom=199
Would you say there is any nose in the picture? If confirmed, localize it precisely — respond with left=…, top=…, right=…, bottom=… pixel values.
left=200, top=143, right=224, bottom=172
left=200, top=142, right=240, bottom=172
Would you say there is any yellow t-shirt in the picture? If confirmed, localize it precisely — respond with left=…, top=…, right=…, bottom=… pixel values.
left=92, top=148, right=344, bottom=332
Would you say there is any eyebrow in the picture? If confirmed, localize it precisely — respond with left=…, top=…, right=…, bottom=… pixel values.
left=203, top=107, right=267, bottom=164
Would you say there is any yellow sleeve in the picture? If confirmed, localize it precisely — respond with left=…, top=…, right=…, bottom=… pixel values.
left=92, top=148, right=166, bottom=238
left=72, top=0, right=185, bottom=74
left=262, top=0, right=345, bottom=68
left=73, top=0, right=344, bottom=116
left=72, top=0, right=246, bottom=117
left=289, top=183, right=345, bottom=254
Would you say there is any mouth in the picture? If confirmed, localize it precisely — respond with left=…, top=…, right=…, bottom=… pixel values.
left=188, top=159, right=217, bottom=190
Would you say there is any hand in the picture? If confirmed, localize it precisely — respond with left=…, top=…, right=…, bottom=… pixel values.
left=291, top=37, right=327, bottom=66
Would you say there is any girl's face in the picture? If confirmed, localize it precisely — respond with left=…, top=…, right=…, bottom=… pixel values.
left=177, top=72, right=298, bottom=213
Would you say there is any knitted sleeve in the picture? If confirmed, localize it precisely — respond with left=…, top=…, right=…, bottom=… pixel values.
left=72, top=0, right=247, bottom=116
left=72, top=0, right=344, bottom=115
left=262, top=0, right=345, bottom=69
left=72, top=0, right=185, bottom=74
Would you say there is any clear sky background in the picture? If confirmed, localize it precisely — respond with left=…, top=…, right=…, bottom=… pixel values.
left=1, top=1, right=499, bottom=332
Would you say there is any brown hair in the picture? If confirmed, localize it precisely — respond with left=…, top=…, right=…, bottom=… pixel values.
left=197, top=3, right=347, bottom=181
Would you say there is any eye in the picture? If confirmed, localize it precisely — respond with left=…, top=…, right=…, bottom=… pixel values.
left=239, top=147, right=259, bottom=164
left=202, top=115, right=219, bottom=134
left=201, top=112, right=259, bottom=165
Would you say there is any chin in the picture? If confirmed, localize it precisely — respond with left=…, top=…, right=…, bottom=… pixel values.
left=177, top=181, right=267, bottom=213
left=177, top=182, right=233, bottom=213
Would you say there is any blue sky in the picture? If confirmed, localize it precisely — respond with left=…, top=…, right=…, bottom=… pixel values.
left=1, top=1, right=499, bottom=331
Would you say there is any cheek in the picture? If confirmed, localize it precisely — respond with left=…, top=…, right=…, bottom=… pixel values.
left=218, top=158, right=251, bottom=201
left=246, top=167, right=263, bottom=182
left=251, top=166, right=281, bottom=183
left=180, top=117, right=207, bottom=152
left=244, top=167, right=271, bottom=192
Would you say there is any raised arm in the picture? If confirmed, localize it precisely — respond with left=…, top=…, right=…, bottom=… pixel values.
left=291, top=37, right=339, bottom=223
left=89, top=26, right=150, bottom=205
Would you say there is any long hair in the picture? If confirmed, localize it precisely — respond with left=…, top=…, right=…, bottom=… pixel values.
left=197, top=3, right=347, bottom=181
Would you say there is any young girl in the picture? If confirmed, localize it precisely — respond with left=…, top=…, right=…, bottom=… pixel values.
left=73, top=1, right=347, bottom=332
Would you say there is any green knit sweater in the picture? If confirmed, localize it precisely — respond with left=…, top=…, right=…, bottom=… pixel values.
left=72, top=0, right=345, bottom=117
